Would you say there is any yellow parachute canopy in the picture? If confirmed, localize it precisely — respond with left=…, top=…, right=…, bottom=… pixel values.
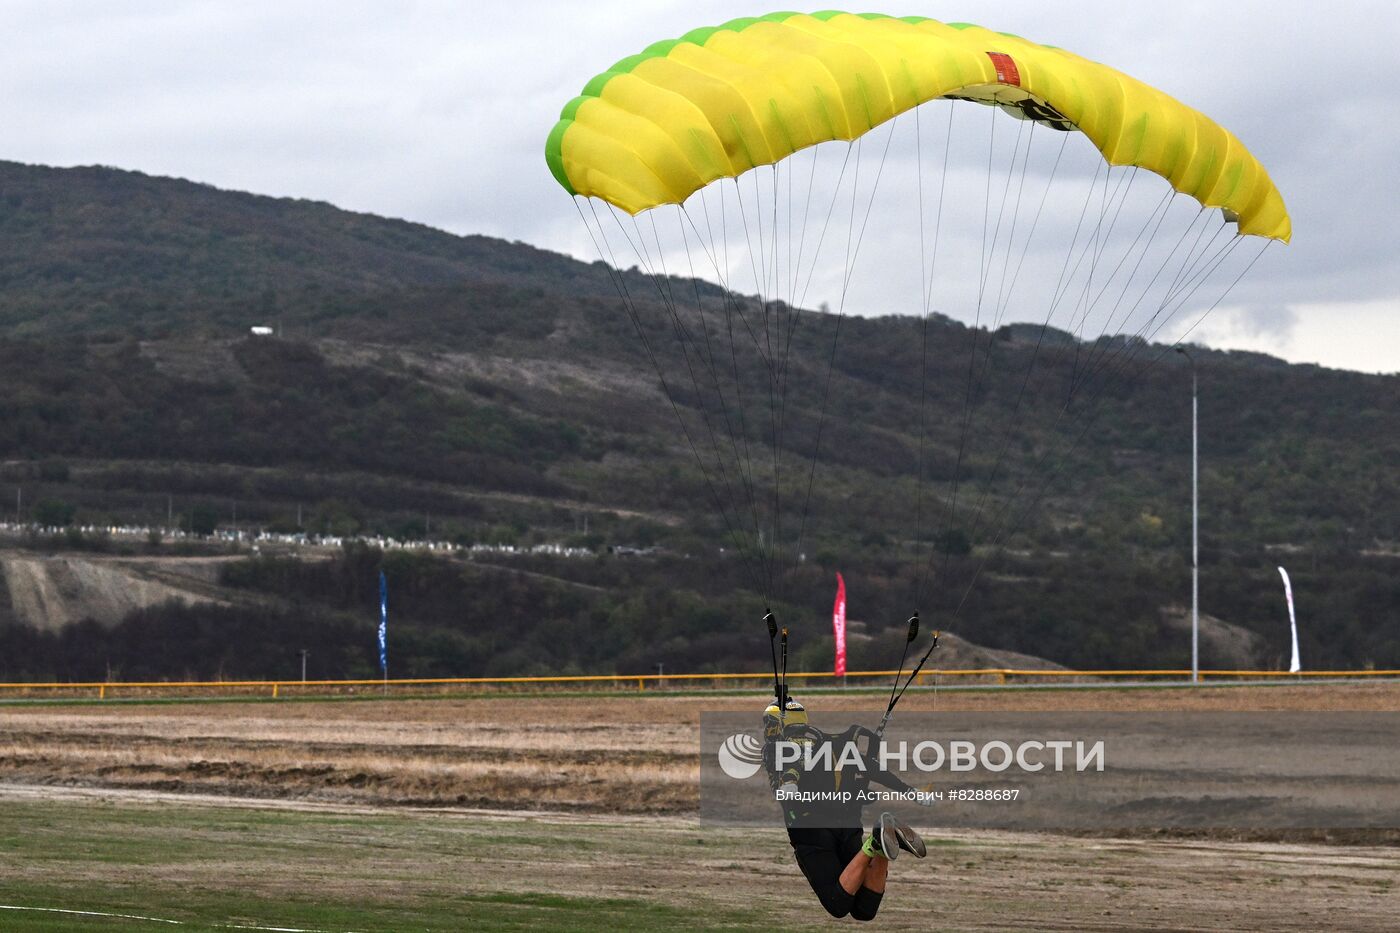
left=546, top=11, right=1290, bottom=242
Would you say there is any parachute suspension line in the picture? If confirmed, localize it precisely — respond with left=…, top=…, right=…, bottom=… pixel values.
left=631, top=210, right=752, bottom=542
left=667, top=211, right=722, bottom=385
left=772, top=146, right=824, bottom=394
left=1173, top=238, right=1273, bottom=347
left=677, top=207, right=766, bottom=568
left=1068, top=166, right=1138, bottom=392
left=966, top=113, right=1037, bottom=378
left=766, top=166, right=784, bottom=600
left=913, top=104, right=931, bottom=607
left=1053, top=167, right=1154, bottom=398
left=779, top=143, right=854, bottom=395
left=771, top=146, right=829, bottom=414
left=682, top=195, right=780, bottom=601
left=1048, top=163, right=1116, bottom=329
left=773, top=161, right=798, bottom=558
left=1162, top=206, right=1224, bottom=311
left=785, top=154, right=794, bottom=310
left=595, top=202, right=771, bottom=601
left=1108, top=231, right=1248, bottom=367
left=931, top=104, right=1021, bottom=596
left=1004, top=202, right=1220, bottom=484
left=1073, top=165, right=1121, bottom=346
left=789, top=145, right=822, bottom=309
left=1081, top=187, right=1177, bottom=336
left=684, top=191, right=797, bottom=586
left=739, top=175, right=777, bottom=474
left=915, top=144, right=1098, bottom=597
left=729, top=171, right=781, bottom=594
left=729, top=177, right=778, bottom=374
left=988, top=131, right=1070, bottom=333
left=916, top=145, right=1245, bottom=617
left=941, top=235, right=1269, bottom=632
left=1090, top=222, right=1237, bottom=379
left=597, top=206, right=751, bottom=540
left=945, top=111, right=1044, bottom=573
left=1043, top=160, right=1106, bottom=326
left=937, top=104, right=1004, bottom=590
left=770, top=147, right=857, bottom=575
left=1163, top=224, right=1241, bottom=312
left=947, top=226, right=1259, bottom=624
left=988, top=121, right=1043, bottom=331
left=692, top=179, right=787, bottom=575
left=1060, top=205, right=1212, bottom=399
left=957, top=181, right=1183, bottom=558
left=787, top=118, right=899, bottom=588
left=1063, top=186, right=1183, bottom=396
left=794, top=144, right=855, bottom=314
left=974, top=114, right=1031, bottom=325
left=572, top=197, right=768, bottom=599
left=749, top=169, right=783, bottom=595
left=766, top=141, right=855, bottom=605
left=970, top=157, right=1118, bottom=433
left=1020, top=219, right=1236, bottom=472
left=962, top=117, right=1041, bottom=460
left=947, top=132, right=1096, bottom=571
left=674, top=174, right=879, bottom=602
left=913, top=102, right=955, bottom=607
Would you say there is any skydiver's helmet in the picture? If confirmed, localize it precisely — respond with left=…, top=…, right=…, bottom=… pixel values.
left=763, top=695, right=807, bottom=739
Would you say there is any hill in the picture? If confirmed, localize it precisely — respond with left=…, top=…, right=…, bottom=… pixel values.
left=0, top=160, right=1396, bottom=680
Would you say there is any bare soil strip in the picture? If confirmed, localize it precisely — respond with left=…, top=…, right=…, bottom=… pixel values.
left=0, top=783, right=1394, bottom=932
left=1, top=684, right=1396, bottom=814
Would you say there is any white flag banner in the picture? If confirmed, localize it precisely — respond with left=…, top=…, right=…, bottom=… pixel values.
left=1278, top=566, right=1301, bottom=673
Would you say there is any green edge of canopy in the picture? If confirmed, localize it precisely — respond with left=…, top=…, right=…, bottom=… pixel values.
left=545, top=10, right=1026, bottom=196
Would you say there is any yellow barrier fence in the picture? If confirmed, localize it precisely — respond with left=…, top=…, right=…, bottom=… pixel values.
left=0, top=667, right=1397, bottom=700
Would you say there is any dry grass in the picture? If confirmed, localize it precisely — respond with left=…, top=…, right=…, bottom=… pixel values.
left=0, top=685, right=1396, bottom=930
left=0, top=683, right=1395, bottom=813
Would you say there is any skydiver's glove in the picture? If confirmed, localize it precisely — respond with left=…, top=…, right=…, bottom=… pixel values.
left=768, top=767, right=800, bottom=791
left=914, top=783, right=938, bottom=807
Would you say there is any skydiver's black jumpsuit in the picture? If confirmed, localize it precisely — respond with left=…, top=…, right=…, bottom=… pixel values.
left=766, top=724, right=916, bottom=921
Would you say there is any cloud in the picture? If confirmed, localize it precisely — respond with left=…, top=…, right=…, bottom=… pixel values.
left=1193, top=298, right=1399, bottom=373
left=1, top=0, right=1397, bottom=372
left=1232, top=305, right=1301, bottom=342
left=1191, top=303, right=1300, bottom=354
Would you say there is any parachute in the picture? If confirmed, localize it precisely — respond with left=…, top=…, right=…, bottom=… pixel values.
left=548, top=12, right=1288, bottom=240
left=547, top=11, right=1289, bottom=650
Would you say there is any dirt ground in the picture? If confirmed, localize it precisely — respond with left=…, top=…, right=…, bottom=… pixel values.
left=0, top=783, right=1394, bottom=932
left=1, top=682, right=1397, bottom=812
left=0, top=684, right=1395, bottom=930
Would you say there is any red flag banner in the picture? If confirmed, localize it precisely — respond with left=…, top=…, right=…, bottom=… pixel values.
left=832, top=572, right=847, bottom=677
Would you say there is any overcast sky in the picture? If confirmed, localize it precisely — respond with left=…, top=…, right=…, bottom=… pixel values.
left=4, top=1, right=1396, bottom=373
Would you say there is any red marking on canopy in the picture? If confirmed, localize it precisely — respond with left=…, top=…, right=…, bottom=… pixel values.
left=986, top=51, right=1021, bottom=87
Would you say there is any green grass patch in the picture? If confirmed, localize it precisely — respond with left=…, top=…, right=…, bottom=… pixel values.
left=0, top=797, right=777, bottom=932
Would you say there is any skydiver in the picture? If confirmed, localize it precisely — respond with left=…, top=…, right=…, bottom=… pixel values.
left=763, top=695, right=929, bottom=922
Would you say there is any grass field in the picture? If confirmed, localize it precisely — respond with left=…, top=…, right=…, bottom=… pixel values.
left=0, top=684, right=1395, bottom=930
left=0, top=792, right=771, bottom=932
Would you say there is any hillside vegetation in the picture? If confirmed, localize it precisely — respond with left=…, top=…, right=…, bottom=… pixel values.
left=0, top=160, right=1396, bottom=679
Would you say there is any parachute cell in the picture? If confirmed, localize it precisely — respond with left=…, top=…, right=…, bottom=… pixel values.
left=545, top=11, right=1290, bottom=241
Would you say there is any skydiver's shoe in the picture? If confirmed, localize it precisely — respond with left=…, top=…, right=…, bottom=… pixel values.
left=873, top=812, right=900, bottom=861
left=889, top=815, right=927, bottom=858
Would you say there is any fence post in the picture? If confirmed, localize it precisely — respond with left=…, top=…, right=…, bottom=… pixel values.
left=272, top=683, right=279, bottom=699
left=98, top=684, right=105, bottom=700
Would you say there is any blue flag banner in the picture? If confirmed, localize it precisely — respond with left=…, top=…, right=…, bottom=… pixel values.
left=378, top=570, right=388, bottom=676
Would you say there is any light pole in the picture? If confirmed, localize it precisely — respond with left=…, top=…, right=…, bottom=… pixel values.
left=1174, top=347, right=1199, bottom=684
left=299, top=649, right=310, bottom=683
